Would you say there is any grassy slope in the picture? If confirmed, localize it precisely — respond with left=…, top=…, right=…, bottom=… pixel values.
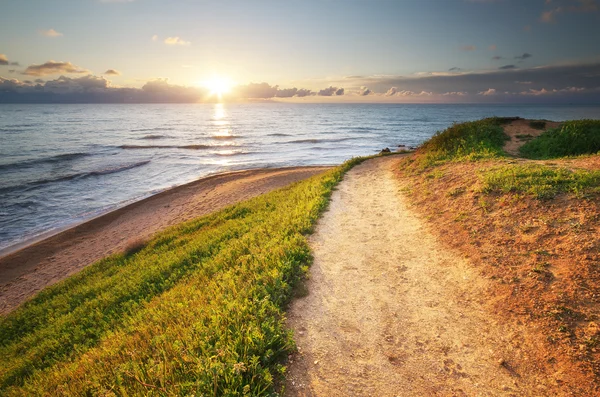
left=0, top=158, right=365, bottom=396
left=520, top=120, right=600, bottom=159
left=398, top=117, right=600, bottom=393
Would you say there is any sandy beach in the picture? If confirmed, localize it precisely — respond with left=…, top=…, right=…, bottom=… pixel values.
left=0, top=166, right=329, bottom=315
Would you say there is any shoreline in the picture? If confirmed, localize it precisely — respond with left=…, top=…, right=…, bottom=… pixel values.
left=0, top=166, right=327, bottom=260
left=0, top=165, right=330, bottom=315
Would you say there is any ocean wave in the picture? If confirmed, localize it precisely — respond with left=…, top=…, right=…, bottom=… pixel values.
left=287, top=137, right=360, bottom=144
left=267, top=133, right=291, bottom=137
left=0, top=161, right=151, bottom=194
left=140, top=134, right=170, bottom=140
left=210, top=135, right=241, bottom=140
left=131, top=127, right=176, bottom=132
left=215, top=151, right=250, bottom=157
left=119, top=144, right=212, bottom=150
left=0, top=152, right=91, bottom=173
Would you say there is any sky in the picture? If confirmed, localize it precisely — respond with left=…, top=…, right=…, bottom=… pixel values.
left=1, top=0, right=600, bottom=103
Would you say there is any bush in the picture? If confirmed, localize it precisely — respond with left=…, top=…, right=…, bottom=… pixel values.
left=416, top=117, right=509, bottom=167
left=520, top=120, right=600, bottom=159
left=529, top=120, right=546, bottom=130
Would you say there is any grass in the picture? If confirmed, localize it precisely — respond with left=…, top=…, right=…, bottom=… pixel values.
left=0, top=157, right=366, bottom=396
left=415, top=117, right=509, bottom=168
left=520, top=120, right=600, bottom=159
left=481, top=164, right=600, bottom=199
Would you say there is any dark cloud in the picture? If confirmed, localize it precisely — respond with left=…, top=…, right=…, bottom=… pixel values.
left=336, top=62, right=600, bottom=102
left=499, top=64, right=518, bottom=70
left=295, top=88, right=313, bottom=97
left=318, top=86, right=344, bottom=96
left=514, top=53, right=532, bottom=60
left=449, top=67, right=462, bottom=71
left=104, top=69, right=121, bottom=76
left=22, top=61, right=89, bottom=76
left=275, top=87, right=298, bottom=98
left=2, top=62, right=600, bottom=103
left=491, top=56, right=503, bottom=60
left=235, top=82, right=279, bottom=98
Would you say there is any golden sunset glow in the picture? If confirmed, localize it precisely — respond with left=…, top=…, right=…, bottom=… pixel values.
left=202, top=76, right=234, bottom=98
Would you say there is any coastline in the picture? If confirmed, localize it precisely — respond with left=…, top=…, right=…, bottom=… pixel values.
left=0, top=165, right=330, bottom=315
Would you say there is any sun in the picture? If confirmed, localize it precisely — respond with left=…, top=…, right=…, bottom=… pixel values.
left=202, top=76, right=234, bottom=98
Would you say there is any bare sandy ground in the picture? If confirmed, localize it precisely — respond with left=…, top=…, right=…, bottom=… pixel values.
left=0, top=166, right=328, bottom=315
left=503, top=118, right=561, bottom=156
left=285, top=156, right=556, bottom=396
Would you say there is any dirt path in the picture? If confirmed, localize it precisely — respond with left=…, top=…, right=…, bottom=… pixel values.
left=285, top=156, right=554, bottom=396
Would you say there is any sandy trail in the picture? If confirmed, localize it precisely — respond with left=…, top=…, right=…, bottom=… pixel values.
left=0, top=166, right=328, bottom=315
left=286, top=156, right=553, bottom=396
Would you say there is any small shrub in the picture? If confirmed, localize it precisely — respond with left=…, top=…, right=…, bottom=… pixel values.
left=529, top=120, right=546, bottom=130
left=123, top=238, right=147, bottom=256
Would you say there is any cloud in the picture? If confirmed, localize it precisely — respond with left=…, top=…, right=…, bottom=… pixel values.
left=43, top=75, right=111, bottom=92
left=489, top=44, right=497, bottom=51
left=152, top=35, right=158, bottom=41
left=317, top=86, right=344, bottom=96
left=523, top=25, right=532, bottom=32
left=40, top=29, right=63, bottom=37
left=3, top=62, right=600, bottom=104
left=335, top=62, right=600, bottom=100
left=22, top=61, right=89, bottom=76
left=358, top=86, right=372, bottom=96
left=515, top=52, right=532, bottom=60
left=492, top=56, right=503, bottom=60
left=0, top=54, right=8, bottom=65
left=461, top=45, right=476, bottom=51
left=296, top=88, right=313, bottom=97
left=235, top=82, right=278, bottom=98
left=499, top=65, right=517, bottom=70
left=442, top=91, right=468, bottom=96
left=479, top=88, right=497, bottom=95
left=99, top=0, right=136, bottom=2
left=541, top=0, right=598, bottom=22
left=275, top=87, right=298, bottom=98
left=103, top=69, right=121, bottom=76
left=449, top=67, right=462, bottom=71
left=520, top=86, right=589, bottom=96
left=164, top=37, right=191, bottom=46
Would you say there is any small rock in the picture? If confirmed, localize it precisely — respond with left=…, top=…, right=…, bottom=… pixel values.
left=498, top=359, right=506, bottom=367
left=380, top=147, right=391, bottom=153
left=314, top=360, right=319, bottom=365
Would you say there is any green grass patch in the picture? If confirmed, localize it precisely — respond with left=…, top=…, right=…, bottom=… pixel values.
left=520, top=120, right=600, bottom=159
left=481, top=164, right=600, bottom=199
left=0, top=157, right=367, bottom=396
left=416, top=117, right=509, bottom=168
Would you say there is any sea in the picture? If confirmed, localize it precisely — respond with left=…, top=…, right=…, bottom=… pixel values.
left=1, top=103, right=599, bottom=253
